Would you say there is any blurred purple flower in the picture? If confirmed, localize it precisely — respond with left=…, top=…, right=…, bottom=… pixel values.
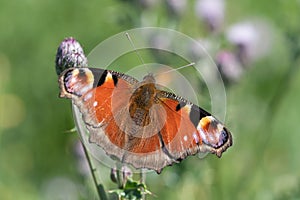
left=166, top=0, right=187, bottom=17
left=55, top=37, right=88, bottom=76
left=195, top=0, right=225, bottom=32
left=216, top=50, right=244, bottom=83
left=74, top=141, right=90, bottom=177
left=226, top=20, right=273, bottom=65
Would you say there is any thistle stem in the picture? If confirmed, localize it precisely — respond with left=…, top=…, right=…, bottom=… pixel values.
left=80, top=141, right=108, bottom=200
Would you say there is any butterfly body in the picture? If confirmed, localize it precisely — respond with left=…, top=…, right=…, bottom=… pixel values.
left=59, top=67, right=232, bottom=173
left=128, top=75, right=157, bottom=126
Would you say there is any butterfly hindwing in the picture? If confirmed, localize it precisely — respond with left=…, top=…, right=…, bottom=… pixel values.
left=157, top=91, right=232, bottom=161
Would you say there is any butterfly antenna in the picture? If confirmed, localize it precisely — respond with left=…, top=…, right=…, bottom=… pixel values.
left=153, top=62, right=196, bottom=77
left=125, top=32, right=146, bottom=66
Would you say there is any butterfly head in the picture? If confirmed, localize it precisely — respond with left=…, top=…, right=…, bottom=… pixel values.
left=142, top=73, right=156, bottom=84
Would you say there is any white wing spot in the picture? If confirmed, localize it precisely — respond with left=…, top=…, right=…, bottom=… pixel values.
left=183, top=135, right=188, bottom=142
left=93, top=101, right=98, bottom=107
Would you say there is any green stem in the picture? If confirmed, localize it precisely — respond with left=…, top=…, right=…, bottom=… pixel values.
left=80, top=141, right=108, bottom=200
left=139, top=169, right=146, bottom=200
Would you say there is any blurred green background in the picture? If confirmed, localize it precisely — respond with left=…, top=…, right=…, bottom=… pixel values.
left=1, top=0, right=300, bottom=199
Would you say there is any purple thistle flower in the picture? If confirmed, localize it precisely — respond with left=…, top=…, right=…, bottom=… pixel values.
left=216, top=50, right=243, bottom=83
left=226, top=20, right=273, bottom=65
left=195, top=0, right=225, bottom=32
left=55, top=37, right=88, bottom=76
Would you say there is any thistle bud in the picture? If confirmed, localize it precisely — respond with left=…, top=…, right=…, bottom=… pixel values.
left=121, top=166, right=132, bottom=181
left=110, top=167, right=118, bottom=183
left=55, top=37, right=88, bottom=76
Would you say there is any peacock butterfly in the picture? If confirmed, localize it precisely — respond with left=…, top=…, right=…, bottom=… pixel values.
left=59, top=67, right=232, bottom=173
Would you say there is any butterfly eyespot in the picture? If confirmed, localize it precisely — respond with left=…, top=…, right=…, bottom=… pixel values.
left=196, top=116, right=232, bottom=150
left=63, top=70, right=77, bottom=94
left=208, top=126, right=231, bottom=149
left=218, top=128, right=229, bottom=147
left=62, top=68, right=94, bottom=97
